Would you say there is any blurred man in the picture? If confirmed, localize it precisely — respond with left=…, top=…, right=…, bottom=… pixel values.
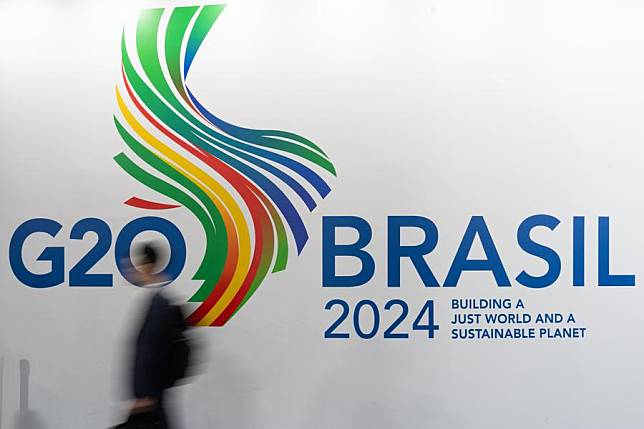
left=121, top=243, right=189, bottom=429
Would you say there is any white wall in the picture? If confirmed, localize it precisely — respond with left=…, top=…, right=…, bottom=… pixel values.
left=2, top=0, right=644, bottom=428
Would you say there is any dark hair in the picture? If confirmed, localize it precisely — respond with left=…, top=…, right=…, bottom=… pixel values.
left=139, top=242, right=159, bottom=268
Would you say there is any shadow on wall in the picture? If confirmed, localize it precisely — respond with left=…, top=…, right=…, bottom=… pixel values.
left=2, top=359, right=51, bottom=429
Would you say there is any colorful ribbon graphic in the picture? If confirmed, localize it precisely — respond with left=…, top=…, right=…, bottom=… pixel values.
left=113, top=5, right=336, bottom=326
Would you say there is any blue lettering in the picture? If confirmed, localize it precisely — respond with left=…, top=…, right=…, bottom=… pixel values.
left=387, top=216, right=439, bottom=287
left=444, top=216, right=510, bottom=287
left=516, top=214, right=561, bottom=288
left=322, top=216, right=375, bottom=287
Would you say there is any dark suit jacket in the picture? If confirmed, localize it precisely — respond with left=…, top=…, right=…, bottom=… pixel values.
left=132, top=291, right=176, bottom=399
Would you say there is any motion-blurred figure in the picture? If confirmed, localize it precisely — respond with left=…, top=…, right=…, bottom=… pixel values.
left=118, top=242, right=191, bottom=429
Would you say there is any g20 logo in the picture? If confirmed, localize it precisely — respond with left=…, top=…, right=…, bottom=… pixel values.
left=9, top=217, right=186, bottom=289
left=8, top=5, right=336, bottom=327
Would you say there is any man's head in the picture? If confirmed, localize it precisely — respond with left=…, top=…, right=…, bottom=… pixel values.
left=137, top=242, right=161, bottom=277
left=118, top=241, right=168, bottom=287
